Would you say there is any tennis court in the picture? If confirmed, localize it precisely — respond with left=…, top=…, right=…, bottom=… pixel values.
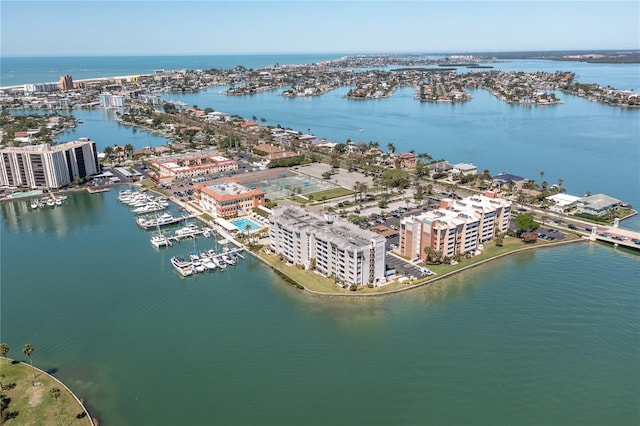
left=249, top=174, right=337, bottom=199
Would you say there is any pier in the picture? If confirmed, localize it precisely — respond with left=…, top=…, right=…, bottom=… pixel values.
left=589, top=226, right=640, bottom=251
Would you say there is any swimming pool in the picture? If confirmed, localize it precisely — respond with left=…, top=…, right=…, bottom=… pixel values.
left=10, top=189, right=43, bottom=198
left=231, top=218, right=264, bottom=232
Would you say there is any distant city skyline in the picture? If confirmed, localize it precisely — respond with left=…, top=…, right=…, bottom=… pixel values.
left=1, top=1, right=639, bottom=57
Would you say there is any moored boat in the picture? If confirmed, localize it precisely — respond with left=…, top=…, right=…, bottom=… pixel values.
left=171, top=256, right=194, bottom=276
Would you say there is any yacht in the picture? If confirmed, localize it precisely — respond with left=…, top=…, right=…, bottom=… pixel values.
left=150, top=233, right=172, bottom=248
left=201, top=257, right=217, bottom=271
left=171, top=256, right=194, bottom=277
left=192, top=259, right=206, bottom=273
left=174, top=223, right=200, bottom=238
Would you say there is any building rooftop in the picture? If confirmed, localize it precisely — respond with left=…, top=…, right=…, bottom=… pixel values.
left=271, top=206, right=384, bottom=251
left=577, top=193, right=622, bottom=210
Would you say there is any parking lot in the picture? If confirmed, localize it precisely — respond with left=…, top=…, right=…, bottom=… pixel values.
left=385, top=252, right=433, bottom=279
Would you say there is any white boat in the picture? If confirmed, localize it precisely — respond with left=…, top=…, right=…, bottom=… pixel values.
left=175, top=223, right=200, bottom=238
left=137, top=213, right=181, bottom=229
left=215, top=257, right=227, bottom=270
left=201, top=258, right=217, bottom=271
left=151, top=233, right=172, bottom=248
left=30, top=199, right=39, bottom=209
left=132, top=203, right=167, bottom=214
left=171, top=256, right=194, bottom=276
left=46, top=198, right=56, bottom=207
left=192, top=259, right=206, bottom=273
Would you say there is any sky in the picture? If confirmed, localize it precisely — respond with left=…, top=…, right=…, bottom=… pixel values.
left=1, top=1, right=639, bottom=56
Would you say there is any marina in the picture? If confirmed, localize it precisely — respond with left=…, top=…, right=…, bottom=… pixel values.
left=171, top=247, right=244, bottom=277
left=116, top=186, right=244, bottom=276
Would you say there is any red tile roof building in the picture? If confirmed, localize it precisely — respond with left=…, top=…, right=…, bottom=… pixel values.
left=195, top=181, right=265, bottom=218
left=149, top=152, right=238, bottom=184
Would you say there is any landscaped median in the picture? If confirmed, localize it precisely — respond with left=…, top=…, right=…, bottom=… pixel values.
left=253, top=233, right=584, bottom=297
left=0, top=358, right=94, bottom=425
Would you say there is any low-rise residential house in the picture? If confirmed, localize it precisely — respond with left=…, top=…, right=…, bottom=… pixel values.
left=254, top=143, right=298, bottom=160
left=452, top=162, right=477, bottom=175
left=575, top=193, right=623, bottom=216
left=397, top=152, right=416, bottom=169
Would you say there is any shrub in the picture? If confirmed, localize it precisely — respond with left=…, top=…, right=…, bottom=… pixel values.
left=349, top=284, right=358, bottom=291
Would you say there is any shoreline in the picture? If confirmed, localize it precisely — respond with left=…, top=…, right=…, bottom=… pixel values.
left=1, top=358, right=96, bottom=426
left=248, top=236, right=588, bottom=299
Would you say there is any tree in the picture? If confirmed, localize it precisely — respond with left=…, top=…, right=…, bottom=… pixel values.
left=50, top=387, right=63, bottom=426
left=245, top=224, right=252, bottom=246
left=103, top=146, right=114, bottom=159
left=0, top=343, right=8, bottom=358
left=163, top=103, right=176, bottom=114
left=387, top=142, right=396, bottom=154
left=539, top=170, right=544, bottom=184
left=414, top=185, right=424, bottom=202
left=424, top=246, right=435, bottom=262
left=495, top=232, right=504, bottom=247
left=124, top=143, right=134, bottom=158
left=514, top=212, right=539, bottom=231
left=22, top=344, right=36, bottom=383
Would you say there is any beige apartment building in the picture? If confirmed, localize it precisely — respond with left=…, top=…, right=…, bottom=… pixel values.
left=400, top=193, right=511, bottom=261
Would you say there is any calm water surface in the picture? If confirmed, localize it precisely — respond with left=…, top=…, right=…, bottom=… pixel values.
left=1, top=192, right=639, bottom=425
left=1, top=55, right=639, bottom=425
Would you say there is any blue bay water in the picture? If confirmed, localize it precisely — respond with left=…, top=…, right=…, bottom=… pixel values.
left=1, top=192, right=639, bottom=426
left=1, top=55, right=640, bottom=425
left=0, top=54, right=346, bottom=87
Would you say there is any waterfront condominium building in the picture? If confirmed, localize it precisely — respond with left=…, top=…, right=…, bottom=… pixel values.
left=99, top=92, right=126, bottom=108
left=400, top=192, right=511, bottom=261
left=58, top=74, right=74, bottom=91
left=194, top=181, right=265, bottom=219
left=269, top=206, right=386, bottom=286
left=0, top=138, right=100, bottom=190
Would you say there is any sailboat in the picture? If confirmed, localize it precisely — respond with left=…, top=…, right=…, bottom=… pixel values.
left=150, top=213, right=172, bottom=248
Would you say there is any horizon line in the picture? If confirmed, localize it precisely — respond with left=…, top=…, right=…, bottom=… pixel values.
left=3, top=48, right=639, bottom=59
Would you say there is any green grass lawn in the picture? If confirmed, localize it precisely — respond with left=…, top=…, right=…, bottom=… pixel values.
left=0, top=358, right=93, bottom=426
left=257, top=234, right=582, bottom=296
left=306, top=187, right=353, bottom=201
left=289, top=195, right=310, bottom=205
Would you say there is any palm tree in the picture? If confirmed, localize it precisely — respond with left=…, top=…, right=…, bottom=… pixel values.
left=245, top=224, right=252, bottom=246
left=22, top=343, right=36, bottom=383
left=124, top=143, right=134, bottom=159
left=387, top=142, right=396, bottom=154
left=50, top=387, right=63, bottom=426
left=539, top=171, right=544, bottom=185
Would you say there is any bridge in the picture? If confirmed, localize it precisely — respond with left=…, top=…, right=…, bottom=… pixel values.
left=588, top=225, right=640, bottom=251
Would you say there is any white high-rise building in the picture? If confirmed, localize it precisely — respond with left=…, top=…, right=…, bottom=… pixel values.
left=269, top=206, right=386, bottom=286
left=0, top=138, right=99, bottom=189
left=99, top=92, right=125, bottom=108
